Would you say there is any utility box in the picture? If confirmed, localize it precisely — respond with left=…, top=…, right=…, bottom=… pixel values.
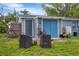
left=73, top=32, right=77, bottom=36
left=19, top=35, right=32, bottom=48
left=40, top=34, right=51, bottom=48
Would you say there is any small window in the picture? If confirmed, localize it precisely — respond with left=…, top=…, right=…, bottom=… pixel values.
left=72, top=26, right=76, bottom=29
left=78, top=26, right=79, bottom=30
left=72, top=21, right=77, bottom=26
left=72, top=26, right=77, bottom=32
left=78, top=21, right=79, bottom=26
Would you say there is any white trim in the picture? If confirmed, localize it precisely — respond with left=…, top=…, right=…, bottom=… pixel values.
left=24, top=20, right=26, bottom=35
left=64, top=17, right=79, bottom=20
left=34, top=17, right=38, bottom=39
left=18, top=17, right=22, bottom=23
left=57, top=19, right=59, bottom=38
left=20, top=17, right=37, bottom=38
left=21, top=19, right=24, bottom=35
left=22, top=18, right=34, bottom=37
left=41, top=16, right=79, bottom=20
left=22, top=19, right=25, bottom=35
left=42, top=16, right=64, bottom=20
left=19, top=16, right=79, bottom=21
left=61, top=20, right=63, bottom=34
left=34, top=18, right=37, bottom=38
left=41, top=18, right=43, bottom=32
left=32, top=19, right=34, bottom=37
left=19, top=16, right=37, bottom=19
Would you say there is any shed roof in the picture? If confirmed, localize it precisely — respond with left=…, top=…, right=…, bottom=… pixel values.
left=37, top=16, right=79, bottom=20
left=18, top=14, right=40, bottom=17
left=18, top=15, right=79, bottom=20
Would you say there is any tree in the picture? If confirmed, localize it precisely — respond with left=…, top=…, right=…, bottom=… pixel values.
left=0, top=7, right=5, bottom=21
left=0, top=20, right=8, bottom=33
left=42, top=3, right=79, bottom=18
left=5, top=9, right=17, bottom=23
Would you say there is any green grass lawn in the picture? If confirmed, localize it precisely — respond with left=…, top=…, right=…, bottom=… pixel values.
left=0, top=33, right=79, bottom=56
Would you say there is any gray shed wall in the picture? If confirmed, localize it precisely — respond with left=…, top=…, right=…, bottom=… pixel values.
left=63, top=20, right=79, bottom=35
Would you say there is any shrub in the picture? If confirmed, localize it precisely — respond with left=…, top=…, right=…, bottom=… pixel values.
left=0, top=20, right=8, bottom=33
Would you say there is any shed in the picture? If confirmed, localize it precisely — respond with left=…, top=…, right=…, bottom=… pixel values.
left=18, top=15, right=79, bottom=40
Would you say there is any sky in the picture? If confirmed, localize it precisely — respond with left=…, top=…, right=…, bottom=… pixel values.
left=0, top=3, right=46, bottom=15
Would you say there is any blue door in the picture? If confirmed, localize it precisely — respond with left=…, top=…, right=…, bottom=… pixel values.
left=43, top=20, right=51, bottom=35
left=43, top=19, right=58, bottom=38
left=51, top=20, right=58, bottom=37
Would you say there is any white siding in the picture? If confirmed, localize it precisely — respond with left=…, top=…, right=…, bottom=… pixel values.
left=21, top=19, right=26, bottom=35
